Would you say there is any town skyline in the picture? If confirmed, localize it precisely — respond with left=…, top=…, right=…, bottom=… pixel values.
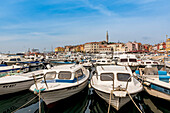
left=54, top=32, right=168, bottom=54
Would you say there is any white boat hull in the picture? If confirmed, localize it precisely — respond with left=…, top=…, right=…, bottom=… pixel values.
left=95, top=90, right=136, bottom=110
left=0, top=79, right=36, bottom=95
left=40, top=80, right=88, bottom=105
left=144, top=86, right=170, bottom=101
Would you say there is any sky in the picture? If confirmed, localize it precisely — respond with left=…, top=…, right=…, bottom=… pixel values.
left=0, top=0, right=170, bottom=53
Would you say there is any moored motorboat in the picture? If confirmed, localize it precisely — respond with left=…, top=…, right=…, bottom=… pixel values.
left=117, top=54, right=139, bottom=72
left=0, top=65, right=29, bottom=77
left=91, top=65, right=143, bottom=110
left=29, top=64, right=89, bottom=105
left=140, top=59, right=164, bottom=70
left=94, top=59, right=115, bottom=66
left=0, top=70, right=43, bottom=95
left=134, top=66, right=170, bottom=101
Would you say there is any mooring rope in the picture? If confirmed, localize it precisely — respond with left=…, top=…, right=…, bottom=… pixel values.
left=11, top=95, right=38, bottom=113
left=39, top=90, right=41, bottom=113
left=126, top=91, right=142, bottom=113
left=107, top=90, right=113, bottom=113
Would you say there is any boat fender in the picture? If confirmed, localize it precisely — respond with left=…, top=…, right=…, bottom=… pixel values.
left=17, top=70, right=20, bottom=73
left=88, top=83, right=91, bottom=88
left=143, top=82, right=150, bottom=86
left=34, top=88, right=46, bottom=94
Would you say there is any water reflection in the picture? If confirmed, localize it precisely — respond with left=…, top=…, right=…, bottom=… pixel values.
left=0, top=88, right=170, bottom=113
left=139, top=92, right=170, bottom=113
left=0, top=90, right=38, bottom=113
left=43, top=87, right=89, bottom=113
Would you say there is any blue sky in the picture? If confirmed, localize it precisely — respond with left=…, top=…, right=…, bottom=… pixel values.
left=0, top=0, right=170, bottom=53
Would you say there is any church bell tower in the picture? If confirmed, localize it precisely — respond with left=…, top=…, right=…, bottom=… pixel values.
left=106, top=31, right=109, bottom=43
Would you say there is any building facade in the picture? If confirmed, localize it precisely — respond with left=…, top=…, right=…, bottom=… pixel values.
left=55, top=47, right=65, bottom=52
left=166, top=38, right=170, bottom=52
left=84, top=42, right=100, bottom=53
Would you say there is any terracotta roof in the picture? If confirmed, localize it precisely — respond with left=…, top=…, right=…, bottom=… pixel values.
left=85, top=42, right=100, bottom=44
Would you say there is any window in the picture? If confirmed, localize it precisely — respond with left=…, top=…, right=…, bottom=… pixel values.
left=120, top=59, right=128, bottom=62
left=146, top=62, right=151, bottom=64
left=58, top=71, right=72, bottom=79
left=17, top=58, right=21, bottom=61
left=100, top=73, right=114, bottom=81
left=75, top=69, right=83, bottom=77
left=129, top=59, right=137, bottom=62
left=117, top=73, right=131, bottom=81
left=153, top=62, right=158, bottom=64
left=10, top=58, right=16, bottom=61
left=102, top=60, right=105, bottom=62
left=45, top=71, right=56, bottom=80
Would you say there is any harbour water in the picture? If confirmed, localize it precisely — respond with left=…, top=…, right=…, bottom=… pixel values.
left=0, top=67, right=170, bottom=113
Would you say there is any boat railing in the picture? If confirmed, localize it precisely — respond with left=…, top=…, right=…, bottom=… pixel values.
left=125, top=76, right=133, bottom=91
left=43, top=74, right=49, bottom=89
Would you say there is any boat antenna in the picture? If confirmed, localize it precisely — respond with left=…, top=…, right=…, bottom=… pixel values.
left=101, top=66, right=104, bottom=70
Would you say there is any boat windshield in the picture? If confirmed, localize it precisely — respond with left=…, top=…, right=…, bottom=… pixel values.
left=107, top=60, right=111, bottom=63
left=45, top=71, right=56, bottom=80
left=129, top=59, right=137, bottom=62
left=117, top=73, right=131, bottom=81
left=58, top=71, right=72, bottom=79
left=75, top=69, right=83, bottom=77
left=153, top=62, right=158, bottom=64
left=10, top=58, right=17, bottom=61
left=144, top=67, right=158, bottom=75
left=146, top=62, right=151, bottom=64
left=100, top=73, right=114, bottom=81
left=17, top=58, right=21, bottom=61
left=120, top=59, right=128, bottom=62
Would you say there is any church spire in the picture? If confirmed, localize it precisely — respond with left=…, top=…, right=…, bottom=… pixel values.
left=106, top=31, right=109, bottom=43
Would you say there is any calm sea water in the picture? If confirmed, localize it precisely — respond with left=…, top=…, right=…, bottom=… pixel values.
left=0, top=67, right=170, bottom=113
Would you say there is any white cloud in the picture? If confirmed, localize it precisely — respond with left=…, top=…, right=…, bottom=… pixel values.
left=82, top=0, right=114, bottom=16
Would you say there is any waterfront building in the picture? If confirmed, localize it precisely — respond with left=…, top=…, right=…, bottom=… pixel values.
left=55, top=47, right=65, bottom=52
left=166, top=38, right=170, bottom=53
left=142, top=44, right=150, bottom=51
left=65, top=46, right=73, bottom=52
left=84, top=42, right=100, bottom=53
left=126, top=42, right=136, bottom=51
left=126, top=41, right=143, bottom=52
left=107, top=43, right=126, bottom=52
left=76, top=45, right=84, bottom=52
left=99, top=45, right=111, bottom=53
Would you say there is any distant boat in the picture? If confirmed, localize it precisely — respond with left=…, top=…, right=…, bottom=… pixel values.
left=0, top=65, right=29, bottom=77
left=0, top=56, right=43, bottom=68
left=95, top=59, right=115, bottom=66
left=91, top=65, right=143, bottom=110
left=30, top=64, right=89, bottom=105
left=51, top=61, right=74, bottom=64
left=117, top=54, right=139, bottom=71
left=140, top=59, right=164, bottom=70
